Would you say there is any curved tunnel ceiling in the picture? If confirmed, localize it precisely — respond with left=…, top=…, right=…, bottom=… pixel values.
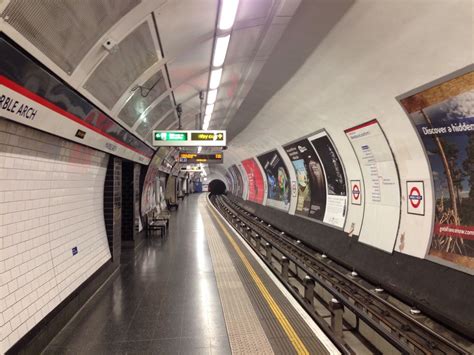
left=0, top=0, right=306, bottom=151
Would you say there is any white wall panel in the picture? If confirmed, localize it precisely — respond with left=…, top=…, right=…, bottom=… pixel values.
left=225, top=0, right=472, bottom=258
left=0, top=118, right=111, bottom=353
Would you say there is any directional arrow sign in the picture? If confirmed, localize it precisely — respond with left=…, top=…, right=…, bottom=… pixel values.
left=153, top=130, right=226, bottom=147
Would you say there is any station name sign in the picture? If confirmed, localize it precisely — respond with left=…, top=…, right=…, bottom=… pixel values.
left=179, top=152, right=223, bottom=164
left=153, top=130, right=226, bottom=147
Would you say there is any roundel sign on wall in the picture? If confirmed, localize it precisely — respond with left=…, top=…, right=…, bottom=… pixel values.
left=350, top=180, right=362, bottom=205
left=407, top=181, right=425, bottom=215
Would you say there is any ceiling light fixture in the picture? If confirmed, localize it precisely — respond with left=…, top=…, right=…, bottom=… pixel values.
left=207, top=89, right=218, bottom=105
left=205, top=104, right=214, bottom=115
left=203, top=121, right=210, bottom=130
left=218, top=0, right=239, bottom=30
left=213, top=35, right=231, bottom=67
left=209, top=68, right=223, bottom=90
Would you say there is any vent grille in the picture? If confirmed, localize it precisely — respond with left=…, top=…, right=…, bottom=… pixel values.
left=1, top=0, right=140, bottom=74
left=136, top=96, right=173, bottom=137
left=84, top=22, right=158, bottom=109
left=118, top=71, right=167, bottom=127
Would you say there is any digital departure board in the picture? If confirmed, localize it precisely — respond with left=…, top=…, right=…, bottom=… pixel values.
left=179, top=152, right=223, bottom=164
left=153, top=130, right=226, bottom=147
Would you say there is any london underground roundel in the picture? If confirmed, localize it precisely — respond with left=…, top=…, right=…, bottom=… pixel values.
left=407, top=181, right=424, bottom=216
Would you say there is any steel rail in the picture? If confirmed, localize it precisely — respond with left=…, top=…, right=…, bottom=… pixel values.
left=213, top=195, right=469, bottom=355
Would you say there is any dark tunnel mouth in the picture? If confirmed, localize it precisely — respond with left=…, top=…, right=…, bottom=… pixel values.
left=208, top=179, right=226, bottom=195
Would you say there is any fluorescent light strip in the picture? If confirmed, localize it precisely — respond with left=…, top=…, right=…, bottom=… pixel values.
left=205, top=104, right=214, bottom=116
left=209, top=68, right=223, bottom=90
left=219, top=0, right=239, bottom=30
left=213, top=35, right=230, bottom=67
left=203, top=121, right=210, bottom=130
left=207, top=89, right=218, bottom=105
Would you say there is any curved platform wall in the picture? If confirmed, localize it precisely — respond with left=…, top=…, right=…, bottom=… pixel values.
left=221, top=0, right=473, bottom=271
left=0, top=118, right=111, bottom=352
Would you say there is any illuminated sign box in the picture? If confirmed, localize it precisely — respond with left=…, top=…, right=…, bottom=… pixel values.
left=179, top=152, right=223, bottom=164
left=153, top=130, right=226, bottom=147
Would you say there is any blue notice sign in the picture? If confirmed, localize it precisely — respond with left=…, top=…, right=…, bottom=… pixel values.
left=72, top=247, right=78, bottom=256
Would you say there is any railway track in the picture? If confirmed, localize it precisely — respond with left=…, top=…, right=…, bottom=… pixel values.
left=211, top=195, right=472, bottom=355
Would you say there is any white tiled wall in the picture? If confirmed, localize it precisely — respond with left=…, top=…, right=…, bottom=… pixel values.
left=0, top=118, right=111, bottom=353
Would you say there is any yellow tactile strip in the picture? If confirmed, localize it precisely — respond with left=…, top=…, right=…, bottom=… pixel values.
left=204, top=195, right=336, bottom=355
left=200, top=198, right=274, bottom=354
left=206, top=203, right=310, bottom=355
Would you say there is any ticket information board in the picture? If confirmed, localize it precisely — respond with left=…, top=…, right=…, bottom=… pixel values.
left=153, top=130, right=226, bottom=147
left=345, top=119, right=401, bottom=252
left=179, top=152, right=223, bottom=163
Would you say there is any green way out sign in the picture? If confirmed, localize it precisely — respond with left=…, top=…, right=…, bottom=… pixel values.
left=154, top=131, right=188, bottom=141
left=152, top=130, right=226, bottom=147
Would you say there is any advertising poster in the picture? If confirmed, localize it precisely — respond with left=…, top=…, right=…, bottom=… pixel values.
left=283, top=139, right=326, bottom=221
left=225, top=172, right=233, bottom=193
left=242, top=158, right=265, bottom=204
left=309, top=132, right=348, bottom=228
left=399, top=69, right=474, bottom=272
left=257, top=150, right=291, bottom=211
left=230, top=164, right=244, bottom=198
left=229, top=166, right=238, bottom=195
left=345, top=120, right=401, bottom=252
left=238, top=163, right=249, bottom=200
left=141, top=147, right=170, bottom=215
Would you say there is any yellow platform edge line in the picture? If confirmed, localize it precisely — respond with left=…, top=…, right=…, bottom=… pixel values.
left=207, top=204, right=310, bottom=355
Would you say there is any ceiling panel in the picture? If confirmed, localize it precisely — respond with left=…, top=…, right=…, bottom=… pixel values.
left=154, top=0, right=217, bottom=60
left=173, top=71, right=210, bottom=121
left=255, top=23, right=288, bottom=59
left=118, top=70, right=167, bottom=127
left=1, top=0, right=141, bottom=74
left=167, top=38, right=213, bottom=88
left=220, top=62, right=246, bottom=99
left=276, top=0, right=302, bottom=17
left=84, top=21, right=159, bottom=109
left=174, top=83, right=201, bottom=106
left=236, top=0, right=273, bottom=23
left=136, top=95, right=174, bottom=136
left=155, top=111, right=178, bottom=130
left=226, top=26, right=263, bottom=65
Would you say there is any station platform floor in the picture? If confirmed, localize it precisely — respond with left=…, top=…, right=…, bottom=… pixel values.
left=42, top=194, right=338, bottom=355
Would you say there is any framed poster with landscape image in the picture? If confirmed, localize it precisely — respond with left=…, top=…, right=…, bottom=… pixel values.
left=398, top=65, right=474, bottom=273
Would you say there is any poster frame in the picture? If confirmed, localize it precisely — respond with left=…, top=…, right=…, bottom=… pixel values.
left=241, top=157, right=266, bottom=205
left=255, top=148, right=292, bottom=212
left=307, top=130, right=350, bottom=229
left=395, top=64, right=474, bottom=273
left=274, top=129, right=349, bottom=230
left=344, top=119, right=402, bottom=253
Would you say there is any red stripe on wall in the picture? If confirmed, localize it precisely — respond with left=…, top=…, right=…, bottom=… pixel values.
left=344, top=119, right=378, bottom=133
left=0, top=75, right=152, bottom=158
